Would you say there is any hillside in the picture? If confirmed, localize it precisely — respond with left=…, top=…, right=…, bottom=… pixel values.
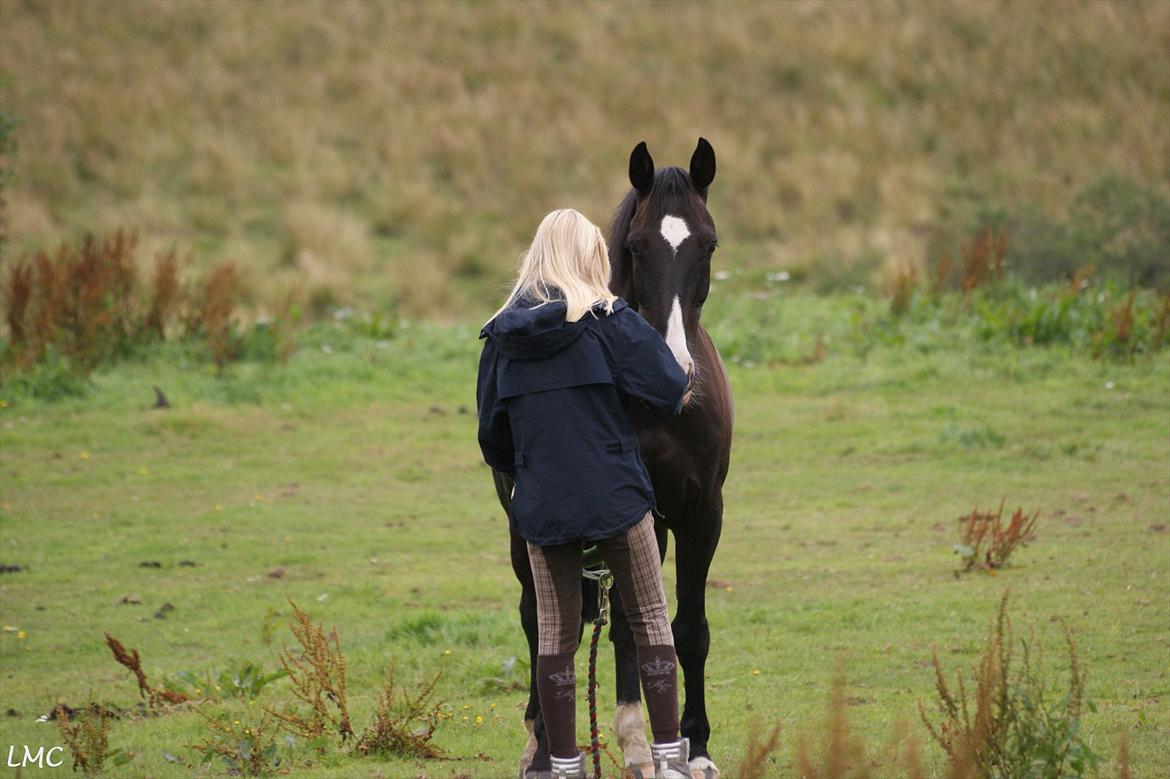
left=1, top=0, right=1167, bottom=317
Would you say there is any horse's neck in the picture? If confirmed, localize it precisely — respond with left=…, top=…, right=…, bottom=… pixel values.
left=692, top=323, right=723, bottom=374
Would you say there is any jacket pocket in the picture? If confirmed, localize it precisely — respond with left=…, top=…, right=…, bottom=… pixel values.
left=604, top=435, right=638, bottom=455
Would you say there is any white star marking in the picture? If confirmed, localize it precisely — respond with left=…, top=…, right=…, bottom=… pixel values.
left=660, top=215, right=690, bottom=256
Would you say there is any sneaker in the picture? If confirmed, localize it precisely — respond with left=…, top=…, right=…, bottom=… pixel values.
left=651, top=737, right=690, bottom=779
left=525, top=753, right=586, bottom=779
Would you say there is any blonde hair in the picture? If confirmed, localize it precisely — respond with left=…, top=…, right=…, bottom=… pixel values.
left=489, top=208, right=618, bottom=324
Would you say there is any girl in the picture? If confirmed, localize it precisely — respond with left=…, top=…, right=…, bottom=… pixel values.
left=477, top=209, right=691, bottom=779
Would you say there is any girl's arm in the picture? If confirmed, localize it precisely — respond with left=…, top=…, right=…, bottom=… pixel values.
left=476, top=338, right=515, bottom=475
left=610, top=309, right=688, bottom=415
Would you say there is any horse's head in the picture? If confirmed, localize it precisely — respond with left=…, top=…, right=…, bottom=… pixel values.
left=609, top=138, right=717, bottom=405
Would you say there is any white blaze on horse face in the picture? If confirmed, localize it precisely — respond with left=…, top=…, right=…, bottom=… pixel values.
left=665, top=295, right=694, bottom=377
left=660, top=214, right=690, bottom=256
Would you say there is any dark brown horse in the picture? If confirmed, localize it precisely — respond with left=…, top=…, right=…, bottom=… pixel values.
left=493, top=139, right=733, bottom=778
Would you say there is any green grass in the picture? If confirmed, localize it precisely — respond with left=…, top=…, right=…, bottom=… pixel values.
left=1, top=291, right=1167, bottom=777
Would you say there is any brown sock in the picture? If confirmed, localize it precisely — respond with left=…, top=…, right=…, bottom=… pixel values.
left=536, top=653, right=578, bottom=758
left=637, top=644, right=680, bottom=744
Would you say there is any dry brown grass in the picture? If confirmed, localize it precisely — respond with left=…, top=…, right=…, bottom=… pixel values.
left=53, top=702, right=115, bottom=774
left=887, top=258, right=920, bottom=314
left=919, top=590, right=1097, bottom=777
left=960, top=231, right=1008, bottom=298
left=145, top=248, right=181, bottom=339
left=1, top=1, right=1166, bottom=316
left=190, top=705, right=283, bottom=777
left=103, top=632, right=190, bottom=711
left=919, top=591, right=1013, bottom=775
left=739, top=721, right=782, bottom=779
left=898, top=728, right=928, bottom=779
left=2, top=255, right=33, bottom=345
left=1, top=229, right=253, bottom=375
left=1155, top=293, right=1170, bottom=344
left=2, top=230, right=140, bottom=369
left=931, top=229, right=1009, bottom=300
left=196, top=261, right=240, bottom=374
left=270, top=284, right=301, bottom=365
left=794, top=667, right=873, bottom=779
left=353, top=665, right=446, bottom=759
left=791, top=675, right=948, bottom=778
left=956, top=500, right=1039, bottom=573
left=1114, top=291, right=1135, bottom=343
left=265, top=599, right=354, bottom=745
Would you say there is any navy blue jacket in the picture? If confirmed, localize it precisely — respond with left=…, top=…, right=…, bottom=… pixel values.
left=477, top=296, right=687, bottom=546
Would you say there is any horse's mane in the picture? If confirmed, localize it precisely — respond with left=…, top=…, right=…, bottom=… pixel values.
left=607, top=188, right=639, bottom=263
left=653, top=166, right=693, bottom=197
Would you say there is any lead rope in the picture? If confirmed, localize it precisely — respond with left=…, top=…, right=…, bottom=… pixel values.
left=583, top=566, right=613, bottom=779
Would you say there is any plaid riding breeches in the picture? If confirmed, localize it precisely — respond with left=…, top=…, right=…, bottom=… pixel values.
left=527, top=511, right=674, bottom=656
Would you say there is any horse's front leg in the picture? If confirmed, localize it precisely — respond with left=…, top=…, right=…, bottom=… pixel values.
left=608, top=582, right=653, bottom=776
left=672, top=500, right=723, bottom=779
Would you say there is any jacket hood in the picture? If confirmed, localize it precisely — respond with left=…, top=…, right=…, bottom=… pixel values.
left=481, top=296, right=625, bottom=360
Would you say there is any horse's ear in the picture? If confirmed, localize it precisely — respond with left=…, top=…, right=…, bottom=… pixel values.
left=629, top=141, right=655, bottom=195
left=689, top=137, right=716, bottom=198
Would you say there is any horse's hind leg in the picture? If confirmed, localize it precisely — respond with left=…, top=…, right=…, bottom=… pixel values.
left=609, top=583, right=653, bottom=775
left=507, top=517, right=550, bottom=776
left=495, top=470, right=544, bottom=774
left=672, top=501, right=723, bottom=779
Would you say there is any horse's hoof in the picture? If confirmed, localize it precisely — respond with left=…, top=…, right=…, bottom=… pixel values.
left=625, top=762, right=653, bottom=778
left=689, top=756, right=720, bottom=779
left=518, top=718, right=537, bottom=777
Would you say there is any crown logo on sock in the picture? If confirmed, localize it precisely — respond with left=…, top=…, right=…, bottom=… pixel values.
left=641, top=657, right=676, bottom=676
left=549, top=668, right=576, bottom=686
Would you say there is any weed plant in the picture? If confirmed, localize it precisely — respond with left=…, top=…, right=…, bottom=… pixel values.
left=104, top=632, right=190, bottom=711
left=738, top=722, right=782, bottom=779
left=955, top=501, right=1039, bottom=573
left=794, top=667, right=876, bottom=778
left=191, top=705, right=286, bottom=777
left=353, top=666, right=446, bottom=759
left=53, top=701, right=136, bottom=775
left=164, top=661, right=289, bottom=702
left=919, top=591, right=1100, bottom=778
left=1, top=229, right=300, bottom=394
left=266, top=600, right=354, bottom=745
left=958, top=175, right=1170, bottom=290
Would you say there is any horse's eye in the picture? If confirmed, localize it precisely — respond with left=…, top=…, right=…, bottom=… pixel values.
left=627, top=242, right=642, bottom=259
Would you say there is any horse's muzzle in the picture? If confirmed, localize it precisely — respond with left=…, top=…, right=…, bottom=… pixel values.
left=682, top=370, right=696, bottom=407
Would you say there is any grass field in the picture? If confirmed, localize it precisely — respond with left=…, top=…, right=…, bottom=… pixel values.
left=1, top=287, right=1167, bottom=777
left=1, top=3, right=1168, bottom=775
